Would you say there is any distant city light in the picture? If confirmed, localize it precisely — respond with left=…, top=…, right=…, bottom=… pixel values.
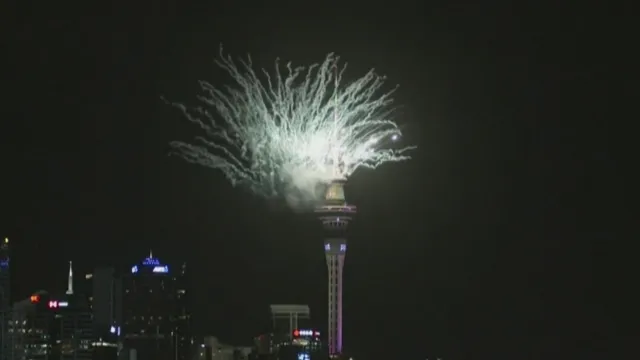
left=131, top=266, right=138, bottom=274
left=293, top=329, right=316, bottom=337
left=30, top=295, right=40, bottom=303
left=340, top=244, right=346, bottom=251
left=152, top=265, right=169, bottom=273
left=325, top=244, right=330, bottom=251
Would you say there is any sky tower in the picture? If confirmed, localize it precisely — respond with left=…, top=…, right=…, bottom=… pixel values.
left=316, top=180, right=356, bottom=356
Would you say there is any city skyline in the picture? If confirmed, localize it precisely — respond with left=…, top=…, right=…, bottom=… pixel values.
left=3, top=1, right=620, bottom=359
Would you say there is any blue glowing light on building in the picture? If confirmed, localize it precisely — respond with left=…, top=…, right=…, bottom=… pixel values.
left=0, top=259, right=8, bottom=268
left=131, top=256, right=169, bottom=274
left=110, top=325, right=121, bottom=336
left=152, top=265, right=169, bottom=273
left=142, top=257, right=160, bottom=266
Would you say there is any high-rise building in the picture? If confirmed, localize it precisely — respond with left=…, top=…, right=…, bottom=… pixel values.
left=122, top=252, right=190, bottom=360
left=315, top=181, right=356, bottom=357
left=85, top=267, right=123, bottom=333
left=10, top=289, right=93, bottom=360
left=0, top=237, right=11, bottom=360
left=84, top=266, right=123, bottom=360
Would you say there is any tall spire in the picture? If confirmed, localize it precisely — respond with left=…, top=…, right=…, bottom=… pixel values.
left=66, top=261, right=73, bottom=295
left=149, top=249, right=153, bottom=258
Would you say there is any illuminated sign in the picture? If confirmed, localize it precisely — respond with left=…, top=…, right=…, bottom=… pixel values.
left=30, top=295, right=40, bottom=303
left=132, top=257, right=169, bottom=273
left=293, top=329, right=317, bottom=337
left=152, top=265, right=169, bottom=273
left=142, top=257, right=160, bottom=266
left=48, top=300, right=68, bottom=309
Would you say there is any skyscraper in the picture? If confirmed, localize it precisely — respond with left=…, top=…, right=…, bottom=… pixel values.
left=315, top=181, right=356, bottom=357
left=0, top=237, right=11, bottom=360
left=85, top=267, right=123, bottom=334
left=123, top=252, right=190, bottom=360
left=84, top=266, right=123, bottom=360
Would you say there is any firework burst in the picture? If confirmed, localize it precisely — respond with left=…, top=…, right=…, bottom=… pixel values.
left=169, top=46, right=415, bottom=199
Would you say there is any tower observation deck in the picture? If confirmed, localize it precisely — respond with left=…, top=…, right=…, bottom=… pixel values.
left=315, top=180, right=356, bottom=357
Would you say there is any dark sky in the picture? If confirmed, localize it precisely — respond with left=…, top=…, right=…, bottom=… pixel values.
left=3, top=1, right=629, bottom=359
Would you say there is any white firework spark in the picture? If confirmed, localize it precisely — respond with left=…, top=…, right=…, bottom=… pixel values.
left=169, top=47, right=415, bottom=198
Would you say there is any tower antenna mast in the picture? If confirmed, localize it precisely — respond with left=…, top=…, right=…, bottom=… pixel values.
left=332, top=63, right=341, bottom=179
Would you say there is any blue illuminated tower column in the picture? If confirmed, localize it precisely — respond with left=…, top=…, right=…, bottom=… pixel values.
left=0, top=237, right=11, bottom=360
left=315, top=180, right=356, bottom=356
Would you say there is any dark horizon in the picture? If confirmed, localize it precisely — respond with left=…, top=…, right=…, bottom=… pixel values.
left=3, top=1, right=626, bottom=359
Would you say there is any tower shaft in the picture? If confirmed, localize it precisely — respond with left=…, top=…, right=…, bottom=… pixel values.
left=316, top=180, right=356, bottom=357
left=325, top=240, right=345, bottom=355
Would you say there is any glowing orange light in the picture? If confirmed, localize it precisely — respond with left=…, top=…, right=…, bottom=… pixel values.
left=293, top=330, right=299, bottom=337
left=30, top=295, right=40, bottom=303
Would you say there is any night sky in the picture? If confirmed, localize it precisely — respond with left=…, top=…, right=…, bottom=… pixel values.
left=3, top=1, right=628, bottom=359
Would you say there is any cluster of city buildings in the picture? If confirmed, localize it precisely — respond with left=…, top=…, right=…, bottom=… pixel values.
left=0, top=180, right=354, bottom=360
left=0, top=241, right=190, bottom=360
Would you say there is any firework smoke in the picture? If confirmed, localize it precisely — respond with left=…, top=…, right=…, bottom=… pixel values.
left=169, top=46, right=415, bottom=205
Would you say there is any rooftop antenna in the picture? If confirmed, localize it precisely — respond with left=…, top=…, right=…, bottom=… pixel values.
left=66, top=261, right=73, bottom=295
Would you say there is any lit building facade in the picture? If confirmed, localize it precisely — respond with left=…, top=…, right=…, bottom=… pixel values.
left=281, top=329, right=326, bottom=360
left=195, top=336, right=251, bottom=360
left=1, top=237, right=11, bottom=360
left=9, top=290, right=93, bottom=360
left=123, top=253, right=190, bottom=360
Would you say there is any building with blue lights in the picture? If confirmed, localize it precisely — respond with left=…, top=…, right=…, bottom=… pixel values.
left=1, top=237, right=11, bottom=360
left=122, top=252, right=190, bottom=360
